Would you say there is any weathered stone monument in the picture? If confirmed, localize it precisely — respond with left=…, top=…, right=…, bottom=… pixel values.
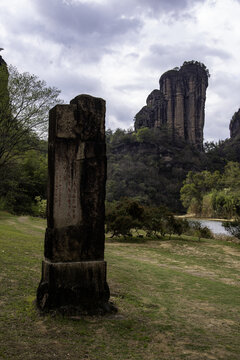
left=37, top=94, right=114, bottom=314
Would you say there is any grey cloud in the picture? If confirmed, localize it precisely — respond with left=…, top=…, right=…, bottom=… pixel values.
left=204, top=107, right=233, bottom=141
left=204, top=72, right=240, bottom=141
left=150, top=43, right=231, bottom=58
left=116, top=0, right=207, bottom=19
left=136, top=0, right=206, bottom=13
left=106, top=101, right=137, bottom=128
left=141, top=43, right=232, bottom=73
left=125, top=53, right=140, bottom=59
left=26, top=0, right=207, bottom=63
left=47, top=69, right=136, bottom=129
left=5, top=0, right=209, bottom=68
left=211, top=72, right=240, bottom=98
left=32, top=0, right=142, bottom=55
left=50, top=72, right=104, bottom=102
left=114, top=83, right=148, bottom=92
left=204, top=122, right=229, bottom=142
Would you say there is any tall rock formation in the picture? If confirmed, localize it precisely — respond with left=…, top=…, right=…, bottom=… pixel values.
left=0, top=55, right=9, bottom=111
left=229, top=109, right=240, bottom=139
left=134, top=89, right=167, bottom=129
left=134, top=61, right=209, bottom=151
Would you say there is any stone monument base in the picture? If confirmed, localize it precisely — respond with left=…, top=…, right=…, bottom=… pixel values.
left=37, top=259, right=115, bottom=315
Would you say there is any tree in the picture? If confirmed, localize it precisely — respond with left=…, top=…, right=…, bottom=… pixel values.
left=222, top=220, right=240, bottom=239
left=188, top=221, right=213, bottom=241
left=180, top=170, right=222, bottom=216
left=166, top=217, right=189, bottom=239
left=223, top=161, right=240, bottom=190
left=0, top=148, right=47, bottom=214
left=105, top=198, right=145, bottom=239
left=181, top=60, right=210, bottom=78
left=143, top=206, right=170, bottom=238
left=0, top=64, right=62, bottom=168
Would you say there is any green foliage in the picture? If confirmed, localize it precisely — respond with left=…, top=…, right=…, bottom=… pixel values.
left=0, top=65, right=62, bottom=168
left=33, top=196, right=47, bottom=218
left=0, top=147, right=47, bottom=214
left=204, top=137, right=240, bottom=171
left=106, top=198, right=145, bottom=238
left=222, top=219, right=240, bottom=239
left=135, top=127, right=160, bottom=143
left=211, top=190, right=240, bottom=219
left=223, top=161, right=240, bottom=189
left=106, top=198, right=190, bottom=240
left=170, top=218, right=190, bottom=237
left=180, top=162, right=240, bottom=218
left=107, top=127, right=204, bottom=212
left=0, top=63, right=60, bottom=215
left=201, top=193, right=214, bottom=218
left=188, top=221, right=213, bottom=240
left=181, top=60, right=210, bottom=78
left=180, top=170, right=222, bottom=216
left=143, top=206, right=169, bottom=238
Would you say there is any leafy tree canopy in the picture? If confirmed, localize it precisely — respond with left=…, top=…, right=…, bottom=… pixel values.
left=180, top=162, right=240, bottom=218
left=0, top=65, right=62, bottom=168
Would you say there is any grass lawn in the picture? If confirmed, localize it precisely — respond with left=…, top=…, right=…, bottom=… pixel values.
left=0, top=211, right=240, bottom=359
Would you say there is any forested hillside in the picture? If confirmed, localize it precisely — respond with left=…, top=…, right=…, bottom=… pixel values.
left=106, top=127, right=206, bottom=213
left=1, top=57, right=240, bottom=217
left=106, top=127, right=240, bottom=214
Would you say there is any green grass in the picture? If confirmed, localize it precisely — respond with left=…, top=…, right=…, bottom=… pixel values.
left=0, top=211, right=240, bottom=359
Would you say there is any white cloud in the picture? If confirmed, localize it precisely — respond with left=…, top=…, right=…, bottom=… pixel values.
left=1, top=0, right=240, bottom=141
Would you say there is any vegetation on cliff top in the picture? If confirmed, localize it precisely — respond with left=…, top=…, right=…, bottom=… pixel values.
left=181, top=60, right=210, bottom=77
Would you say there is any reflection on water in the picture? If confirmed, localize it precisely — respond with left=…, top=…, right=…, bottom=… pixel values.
left=188, top=219, right=229, bottom=235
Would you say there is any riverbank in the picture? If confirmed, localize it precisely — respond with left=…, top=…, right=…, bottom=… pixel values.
left=176, top=214, right=232, bottom=222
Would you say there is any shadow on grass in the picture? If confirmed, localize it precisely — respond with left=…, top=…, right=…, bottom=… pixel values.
left=106, top=236, right=149, bottom=244
left=106, top=234, right=207, bottom=244
left=0, top=211, right=15, bottom=219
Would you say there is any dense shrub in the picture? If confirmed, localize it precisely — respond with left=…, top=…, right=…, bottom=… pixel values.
left=222, top=220, right=240, bottom=239
left=187, top=221, right=213, bottom=240
left=32, top=196, right=47, bottom=218
left=180, top=162, right=240, bottom=219
left=106, top=198, right=190, bottom=240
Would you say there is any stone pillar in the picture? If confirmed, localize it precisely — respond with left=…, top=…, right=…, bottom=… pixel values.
left=37, top=94, right=114, bottom=314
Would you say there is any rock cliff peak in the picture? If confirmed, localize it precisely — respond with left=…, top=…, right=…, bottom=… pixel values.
left=230, top=109, right=240, bottom=139
left=135, top=60, right=209, bottom=151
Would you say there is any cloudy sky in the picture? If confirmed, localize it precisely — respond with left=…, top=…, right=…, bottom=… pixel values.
left=1, top=0, right=240, bottom=142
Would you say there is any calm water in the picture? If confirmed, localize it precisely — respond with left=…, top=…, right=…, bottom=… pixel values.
left=189, top=219, right=229, bottom=235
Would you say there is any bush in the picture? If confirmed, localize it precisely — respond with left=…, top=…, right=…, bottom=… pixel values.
left=188, top=221, right=213, bottom=240
left=105, top=198, right=144, bottom=239
left=222, top=220, right=240, bottom=239
left=33, top=196, right=47, bottom=218
left=143, top=206, right=170, bottom=238
left=171, top=218, right=190, bottom=237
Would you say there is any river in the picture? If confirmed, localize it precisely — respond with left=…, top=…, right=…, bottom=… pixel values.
left=188, top=219, right=229, bottom=235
